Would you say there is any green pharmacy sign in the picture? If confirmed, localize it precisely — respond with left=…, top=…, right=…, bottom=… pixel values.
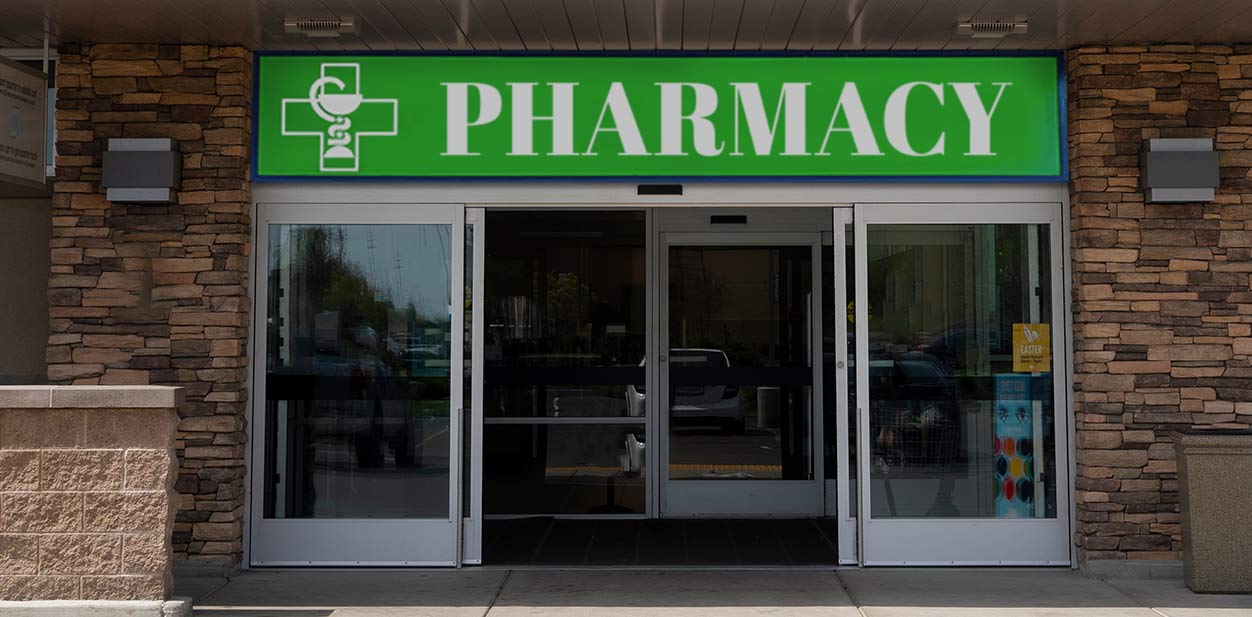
left=254, top=54, right=1063, bottom=180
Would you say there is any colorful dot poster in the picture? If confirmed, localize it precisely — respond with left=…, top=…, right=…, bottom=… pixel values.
left=994, top=373, right=1036, bottom=518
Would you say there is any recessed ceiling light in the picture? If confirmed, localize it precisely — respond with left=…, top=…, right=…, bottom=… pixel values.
left=956, top=20, right=1028, bottom=39
left=284, top=18, right=357, bottom=38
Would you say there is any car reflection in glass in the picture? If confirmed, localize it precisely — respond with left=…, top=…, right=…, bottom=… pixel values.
left=627, top=348, right=746, bottom=433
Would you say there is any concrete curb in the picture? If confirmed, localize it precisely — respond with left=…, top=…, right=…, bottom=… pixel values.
left=0, top=597, right=191, bottom=616
left=1084, top=559, right=1185, bottom=580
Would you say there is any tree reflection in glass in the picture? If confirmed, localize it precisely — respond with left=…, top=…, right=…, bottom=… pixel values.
left=264, top=224, right=453, bottom=519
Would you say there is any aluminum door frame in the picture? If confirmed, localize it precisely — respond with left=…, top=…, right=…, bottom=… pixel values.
left=248, top=202, right=467, bottom=566
left=853, top=202, right=1072, bottom=566
left=831, top=207, right=857, bottom=564
left=463, top=207, right=485, bottom=564
left=658, top=231, right=825, bottom=517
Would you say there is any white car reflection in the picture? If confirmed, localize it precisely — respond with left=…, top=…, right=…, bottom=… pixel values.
left=626, top=348, right=746, bottom=433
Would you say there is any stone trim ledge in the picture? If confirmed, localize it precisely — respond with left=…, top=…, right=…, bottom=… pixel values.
left=0, top=386, right=184, bottom=409
left=0, top=598, right=190, bottom=616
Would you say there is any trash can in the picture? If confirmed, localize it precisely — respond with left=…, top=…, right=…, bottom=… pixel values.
left=1175, top=428, right=1252, bottom=594
left=757, top=386, right=780, bottom=429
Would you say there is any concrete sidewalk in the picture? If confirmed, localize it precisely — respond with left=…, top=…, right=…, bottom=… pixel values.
left=181, top=568, right=1252, bottom=617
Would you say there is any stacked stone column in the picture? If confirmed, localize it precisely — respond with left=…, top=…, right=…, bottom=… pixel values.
left=48, top=44, right=252, bottom=567
left=1069, top=45, right=1252, bottom=563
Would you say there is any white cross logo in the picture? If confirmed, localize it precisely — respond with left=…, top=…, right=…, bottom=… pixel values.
left=280, top=62, right=399, bottom=173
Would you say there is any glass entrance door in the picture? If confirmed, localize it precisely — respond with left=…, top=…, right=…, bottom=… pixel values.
left=660, top=232, right=824, bottom=516
left=480, top=210, right=648, bottom=517
left=853, top=203, right=1071, bottom=565
left=250, top=203, right=465, bottom=566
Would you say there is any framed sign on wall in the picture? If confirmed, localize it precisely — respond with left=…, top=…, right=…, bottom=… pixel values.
left=0, top=56, right=47, bottom=188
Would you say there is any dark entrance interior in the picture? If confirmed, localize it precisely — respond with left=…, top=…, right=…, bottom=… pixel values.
left=484, top=518, right=840, bottom=566
left=479, top=209, right=847, bottom=566
left=482, top=211, right=649, bottom=516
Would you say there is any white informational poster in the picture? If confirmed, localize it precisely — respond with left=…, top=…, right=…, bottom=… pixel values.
left=0, top=56, right=47, bottom=188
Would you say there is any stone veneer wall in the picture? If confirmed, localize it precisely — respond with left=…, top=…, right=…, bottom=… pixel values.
left=1069, top=45, right=1252, bottom=563
left=49, top=44, right=251, bottom=567
left=0, top=386, right=182, bottom=601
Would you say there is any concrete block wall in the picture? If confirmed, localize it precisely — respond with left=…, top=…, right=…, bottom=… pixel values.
left=0, top=386, right=182, bottom=601
left=1069, top=45, right=1252, bottom=563
left=48, top=43, right=252, bottom=567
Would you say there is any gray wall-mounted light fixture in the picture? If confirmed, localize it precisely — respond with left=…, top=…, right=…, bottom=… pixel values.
left=1142, top=138, right=1219, bottom=203
left=102, top=138, right=181, bottom=203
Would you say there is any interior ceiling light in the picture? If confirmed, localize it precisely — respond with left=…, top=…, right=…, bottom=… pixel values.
left=284, top=18, right=356, bottom=38
left=956, top=20, right=1028, bottom=39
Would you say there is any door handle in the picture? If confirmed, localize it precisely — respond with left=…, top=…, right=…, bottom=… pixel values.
left=454, top=405, right=464, bottom=568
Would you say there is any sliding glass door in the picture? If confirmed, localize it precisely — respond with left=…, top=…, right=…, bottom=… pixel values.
left=660, top=232, right=825, bottom=516
left=481, top=210, right=648, bottom=517
left=854, top=203, right=1071, bottom=565
left=250, top=203, right=465, bottom=566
